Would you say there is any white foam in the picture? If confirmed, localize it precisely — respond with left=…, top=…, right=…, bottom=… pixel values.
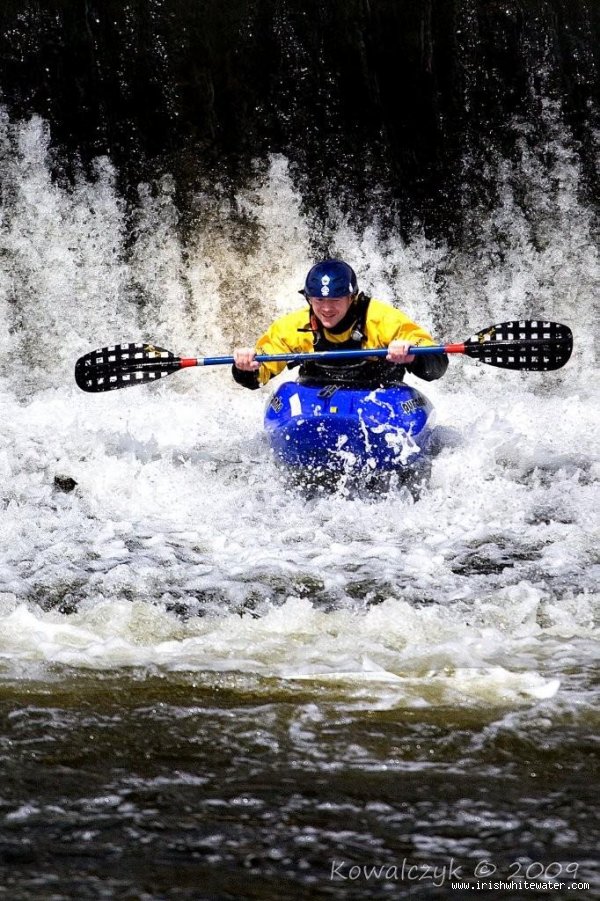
left=0, top=114, right=598, bottom=716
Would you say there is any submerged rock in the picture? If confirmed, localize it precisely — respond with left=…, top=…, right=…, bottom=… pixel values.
left=53, top=474, right=77, bottom=493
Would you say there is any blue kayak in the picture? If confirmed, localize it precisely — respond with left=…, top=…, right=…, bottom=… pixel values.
left=264, top=381, right=434, bottom=472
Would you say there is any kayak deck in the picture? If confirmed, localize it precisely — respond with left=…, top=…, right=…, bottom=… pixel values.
left=264, top=381, right=434, bottom=471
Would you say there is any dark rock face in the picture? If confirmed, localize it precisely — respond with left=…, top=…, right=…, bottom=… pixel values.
left=0, top=0, right=597, bottom=237
left=53, top=475, right=77, bottom=493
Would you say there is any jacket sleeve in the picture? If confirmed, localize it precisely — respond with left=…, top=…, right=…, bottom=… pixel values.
left=231, top=366, right=261, bottom=389
left=407, top=352, right=449, bottom=381
left=232, top=310, right=311, bottom=389
left=368, top=300, right=448, bottom=382
left=253, top=323, right=295, bottom=386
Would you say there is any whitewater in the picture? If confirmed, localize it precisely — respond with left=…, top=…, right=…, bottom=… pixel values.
left=1, top=112, right=597, bottom=690
left=0, top=112, right=598, bottom=898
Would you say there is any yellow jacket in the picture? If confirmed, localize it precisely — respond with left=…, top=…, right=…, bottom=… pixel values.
left=253, top=297, right=438, bottom=386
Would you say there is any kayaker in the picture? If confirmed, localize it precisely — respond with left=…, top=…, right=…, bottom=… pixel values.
left=232, top=259, right=448, bottom=389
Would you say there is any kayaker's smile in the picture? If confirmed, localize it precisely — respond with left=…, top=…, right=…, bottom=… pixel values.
left=309, top=294, right=353, bottom=329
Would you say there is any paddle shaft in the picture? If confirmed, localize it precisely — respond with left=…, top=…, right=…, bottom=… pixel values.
left=188, top=344, right=464, bottom=367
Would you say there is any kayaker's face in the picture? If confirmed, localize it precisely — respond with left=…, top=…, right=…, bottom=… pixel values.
left=309, top=295, right=353, bottom=329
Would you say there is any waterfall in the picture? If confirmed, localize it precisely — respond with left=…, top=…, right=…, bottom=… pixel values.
left=0, top=0, right=596, bottom=236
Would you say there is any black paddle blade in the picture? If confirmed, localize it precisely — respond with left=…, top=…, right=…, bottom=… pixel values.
left=75, top=343, right=179, bottom=392
left=464, top=320, right=573, bottom=371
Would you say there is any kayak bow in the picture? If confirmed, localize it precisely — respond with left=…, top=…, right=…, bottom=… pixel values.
left=264, top=381, right=434, bottom=471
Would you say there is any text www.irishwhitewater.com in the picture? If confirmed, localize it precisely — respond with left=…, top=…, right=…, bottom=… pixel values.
left=329, top=859, right=589, bottom=890
left=451, top=881, right=590, bottom=893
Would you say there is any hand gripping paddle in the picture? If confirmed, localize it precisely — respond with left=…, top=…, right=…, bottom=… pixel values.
left=75, top=320, right=573, bottom=393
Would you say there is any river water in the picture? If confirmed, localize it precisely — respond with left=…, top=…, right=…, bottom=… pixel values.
left=0, top=114, right=598, bottom=899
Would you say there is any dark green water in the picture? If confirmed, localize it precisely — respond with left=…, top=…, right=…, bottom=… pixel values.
left=0, top=671, right=597, bottom=900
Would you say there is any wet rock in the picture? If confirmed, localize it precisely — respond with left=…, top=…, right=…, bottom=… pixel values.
left=53, top=474, right=78, bottom=493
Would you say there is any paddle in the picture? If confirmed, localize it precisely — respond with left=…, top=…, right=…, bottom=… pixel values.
left=75, top=319, right=573, bottom=393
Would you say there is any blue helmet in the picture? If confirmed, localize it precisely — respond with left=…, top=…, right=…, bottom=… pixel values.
left=303, top=259, right=358, bottom=298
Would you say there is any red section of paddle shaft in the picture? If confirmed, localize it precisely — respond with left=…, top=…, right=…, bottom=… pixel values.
left=179, top=358, right=198, bottom=368
left=444, top=343, right=466, bottom=354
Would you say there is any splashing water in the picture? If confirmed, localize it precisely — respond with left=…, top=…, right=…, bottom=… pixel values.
left=0, top=106, right=598, bottom=898
left=0, top=112, right=598, bottom=713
